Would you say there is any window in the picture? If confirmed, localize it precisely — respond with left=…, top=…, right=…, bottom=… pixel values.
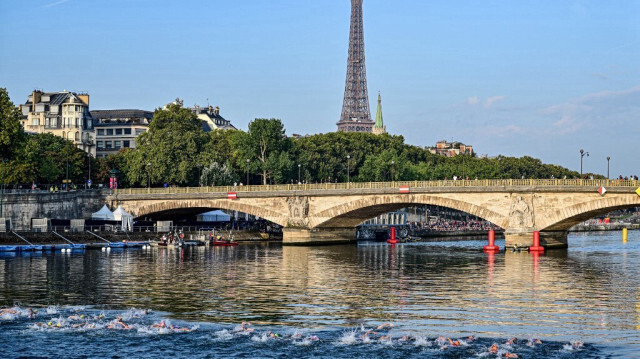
left=97, top=129, right=104, bottom=136
left=115, top=128, right=122, bottom=135
left=97, top=141, right=103, bottom=148
left=124, top=128, right=131, bottom=135
left=105, top=141, right=113, bottom=149
left=75, top=132, right=79, bottom=141
left=123, top=140, right=130, bottom=148
left=114, top=141, right=122, bottom=149
left=32, top=118, right=40, bottom=126
left=106, top=129, right=113, bottom=136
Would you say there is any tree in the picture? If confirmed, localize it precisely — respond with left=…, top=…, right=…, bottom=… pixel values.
left=0, top=88, right=25, bottom=160
left=126, top=103, right=206, bottom=186
left=234, top=119, right=292, bottom=185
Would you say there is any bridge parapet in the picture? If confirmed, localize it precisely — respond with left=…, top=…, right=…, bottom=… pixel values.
left=112, top=179, right=640, bottom=196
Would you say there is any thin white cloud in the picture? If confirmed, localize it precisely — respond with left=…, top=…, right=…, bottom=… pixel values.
left=484, top=96, right=505, bottom=108
left=466, top=96, right=479, bottom=106
left=43, top=0, right=72, bottom=8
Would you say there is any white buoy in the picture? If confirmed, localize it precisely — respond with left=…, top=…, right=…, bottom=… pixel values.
left=101, top=247, right=106, bottom=252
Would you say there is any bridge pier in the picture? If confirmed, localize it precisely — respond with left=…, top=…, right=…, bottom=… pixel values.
left=283, top=227, right=357, bottom=246
left=504, top=230, right=568, bottom=249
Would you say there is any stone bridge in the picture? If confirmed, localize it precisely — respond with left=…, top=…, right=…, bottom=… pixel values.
left=107, top=179, right=640, bottom=248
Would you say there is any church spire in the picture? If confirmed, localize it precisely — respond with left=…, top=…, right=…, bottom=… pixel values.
left=373, top=92, right=386, bottom=135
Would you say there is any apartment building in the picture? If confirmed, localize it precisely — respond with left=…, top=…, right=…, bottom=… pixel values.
left=19, top=90, right=95, bottom=156
left=90, top=109, right=153, bottom=158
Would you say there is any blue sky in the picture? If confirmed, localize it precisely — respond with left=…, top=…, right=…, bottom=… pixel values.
left=1, top=0, right=638, bottom=176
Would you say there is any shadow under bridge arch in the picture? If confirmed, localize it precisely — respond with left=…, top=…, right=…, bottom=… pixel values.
left=308, top=193, right=508, bottom=229
left=119, top=198, right=289, bottom=227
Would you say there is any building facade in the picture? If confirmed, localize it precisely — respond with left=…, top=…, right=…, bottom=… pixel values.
left=19, top=90, right=95, bottom=155
left=427, top=140, right=474, bottom=157
left=90, top=110, right=153, bottom=158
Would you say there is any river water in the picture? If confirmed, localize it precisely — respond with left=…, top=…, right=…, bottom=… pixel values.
left=0, top=231, right=638, bottom=358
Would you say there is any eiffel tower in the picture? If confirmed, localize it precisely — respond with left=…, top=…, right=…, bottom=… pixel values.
left=337, top=0, right=373, bottom=132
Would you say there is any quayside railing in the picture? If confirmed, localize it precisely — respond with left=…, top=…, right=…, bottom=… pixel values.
left=112, top=179, right=640, bottom=196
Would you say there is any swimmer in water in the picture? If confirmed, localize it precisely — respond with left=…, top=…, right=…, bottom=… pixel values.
left=503, top=353, right=518, bottom=358
left=108, top=316, right=131, bottom=330
left=376, top=323, right=394, bottom=330
left=239, top=321, right=254, bottom=332
left=489, top=344, right=499, bottom=354
left=0, top=307, right=18, bottom=315
left=170, top=324, right=192, bottom=332
left=571, top=340, right=584, bottom=349
left=506, top=337, right=517, bottom=345
left=467, top=335, right=475, bottom=342
left=528, top=338, right=542, bottom=346
left=268, top=331, right=280, bottom=339
left=150, top=320, right=167, bottom=329
left=67, top=314, right=85, bottom=321
left=448, top=338, right=461, bottom=346
left=361, top=330, right=377, bottom=340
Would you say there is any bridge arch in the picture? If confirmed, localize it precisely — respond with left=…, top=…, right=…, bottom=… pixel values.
left=117, top=198, right=289, bottom=227
left=539, top=195, right=640, bottom=231
left=309, top=194, right=509, bottom=229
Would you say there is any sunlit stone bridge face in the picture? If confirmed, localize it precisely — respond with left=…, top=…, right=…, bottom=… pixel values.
left=108, top=179, right=640, bottom=248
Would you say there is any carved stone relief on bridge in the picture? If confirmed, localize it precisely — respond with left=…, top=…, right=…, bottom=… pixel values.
left=508, top=195, right=534, bottom=229
left=286, top=196, right=310, bottom=227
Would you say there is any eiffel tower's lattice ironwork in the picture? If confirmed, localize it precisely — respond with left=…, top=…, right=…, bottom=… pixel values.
left=337, top=0, right=373, bottom=132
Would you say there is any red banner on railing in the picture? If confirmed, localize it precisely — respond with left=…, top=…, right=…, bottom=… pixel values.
left=227, top=192, right=237, bottom=200
left=399, top=186, right=410, bottom=194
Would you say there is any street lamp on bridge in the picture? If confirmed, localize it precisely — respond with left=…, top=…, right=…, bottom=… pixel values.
left=298, top=164, right=301, bottom=184
left=391, top=160, right=395, bottom=181
left=346, top=155, right=351, bottom=183
left=607, top=156, right=611, bottom=179
left=580, top=149, right=589, bottom=176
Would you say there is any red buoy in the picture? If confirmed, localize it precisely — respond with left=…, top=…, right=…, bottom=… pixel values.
left=483, top=229, right=499, bottom=251
left=529, top=231, right=545, bottom=252
left=387, top=227, right=398, bottom=244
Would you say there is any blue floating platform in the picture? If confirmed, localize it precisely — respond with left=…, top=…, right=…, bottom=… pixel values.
left=0, top=246, right=18, bottom=252
left=109, top=242, right=125, bottom=248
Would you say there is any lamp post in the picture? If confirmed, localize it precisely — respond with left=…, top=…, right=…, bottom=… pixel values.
left=146, top=162, right=151, bottom=188
left=391, top=160, right=395, bottom=181
left=580, top=149, right=589, bottom=176
left=298, top=164, right=301, bottom=184
left=246, top=159, right=250, bottom=185
left=607, top=156, right=610, bottom=179
left=346, top=155, right=351, bottom=183
left=87, top=154, right=91, bottom=189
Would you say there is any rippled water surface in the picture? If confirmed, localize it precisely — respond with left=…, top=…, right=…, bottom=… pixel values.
left=1, top=231, right=639, bottom=358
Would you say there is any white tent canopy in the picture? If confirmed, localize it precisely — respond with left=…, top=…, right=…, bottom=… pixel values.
left=197, top=210, right=231, bottom=222
left=113, top=206, right=134, bottom=231
left=91, top=205, right=115, bottom=221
